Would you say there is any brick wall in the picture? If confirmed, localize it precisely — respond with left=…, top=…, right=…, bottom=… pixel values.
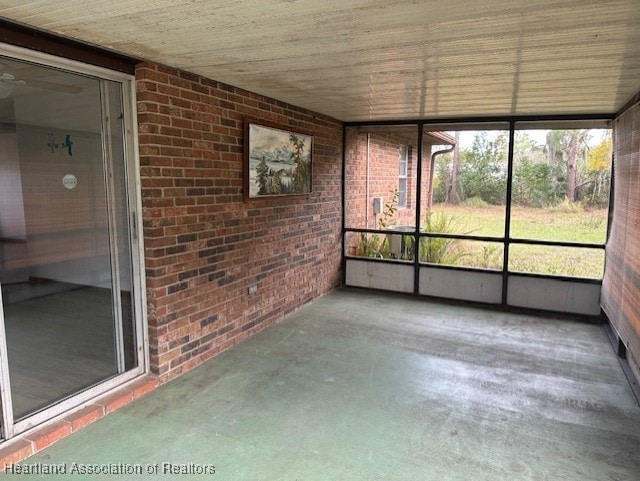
left=345, top=129, right=421, bottom=230
left=344, top=128, right=446, bottom=232
left=602, top=101, right=640, bottom=375
left=344, top=129, right=369, bottom=229
left=136, top=62, right=343, bottom=380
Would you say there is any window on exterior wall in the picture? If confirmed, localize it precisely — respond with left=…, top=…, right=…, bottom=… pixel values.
left=398, top=145, right=408, bottom=207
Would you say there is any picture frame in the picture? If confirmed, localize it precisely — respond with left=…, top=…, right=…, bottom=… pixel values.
left=244, top=120, right=313, bottom=199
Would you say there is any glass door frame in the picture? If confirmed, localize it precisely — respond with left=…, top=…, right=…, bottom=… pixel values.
left=0, top=42, right=148, bottom=439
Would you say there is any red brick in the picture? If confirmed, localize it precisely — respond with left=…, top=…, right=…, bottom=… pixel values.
left=66, top=405, right=105, bottom=432
left=0, top=439, right=33, bottom=471
left=136, top=63, right=342, bottom=381
left=24, top=421, right=72, bottom=451
left=130, top=377, right=159, bottom=399
left=96, top=390, right=135, bottom=414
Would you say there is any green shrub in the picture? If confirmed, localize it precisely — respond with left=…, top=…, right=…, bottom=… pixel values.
left=358, top=233, right=383, bottom=258
left=512, top=158, right=556, bottom=207
left=419, top=211, right=469, bottom=265
left=579, top=216, right=604, bottom=230
left=549, top=197, right=584, bottom=214
left=356, top=189, right=400, bottom=259
left=478, top=244, right=502, bottom=269
left=463, top=196, right=489, bottom=208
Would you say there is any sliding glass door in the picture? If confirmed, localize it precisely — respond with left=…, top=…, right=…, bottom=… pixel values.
left=0, top=48, right=143, bottom=437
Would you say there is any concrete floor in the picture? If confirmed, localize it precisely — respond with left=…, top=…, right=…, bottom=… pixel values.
left=17, top=289, right=640, bottom=480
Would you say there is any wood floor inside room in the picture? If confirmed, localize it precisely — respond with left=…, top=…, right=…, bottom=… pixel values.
left=17, top=289, right=640, bottom=480
left=2, top=281, right=117, bottom=419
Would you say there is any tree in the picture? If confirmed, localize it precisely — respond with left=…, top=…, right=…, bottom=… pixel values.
left=432, top=153, right=451, bottom=204
left=445, top=131, right=462, bottom=204
left=566, top=130, right=588, bottom=201
left=256, top=158, right=270, bottom=195
left=512, top=131, right=554, bottom=207
left=513, top=158, right=554, bottom=207
left=289, top=134, right=310, bottom=192
left=545, top=129, right=589, bottom=202
left=458, top=131, right=507, bottom=205
left=588, top=136, right=612, bottom=171
left=583, top=135, right=612, bottom=206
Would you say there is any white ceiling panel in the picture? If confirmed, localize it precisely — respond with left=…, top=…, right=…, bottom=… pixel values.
left=0, top=0, right=638, bottom=121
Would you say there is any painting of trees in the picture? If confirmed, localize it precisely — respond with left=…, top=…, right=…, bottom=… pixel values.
left=246, top=123, right=312, bottom=198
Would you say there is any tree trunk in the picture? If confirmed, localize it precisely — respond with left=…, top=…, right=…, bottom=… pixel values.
left=446, top=132, right=461, bottom=204
left=566, top=131, right=585, bottom=202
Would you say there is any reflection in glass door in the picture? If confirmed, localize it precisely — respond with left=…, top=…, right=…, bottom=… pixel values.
left=0, top=55, right=137, bottom=424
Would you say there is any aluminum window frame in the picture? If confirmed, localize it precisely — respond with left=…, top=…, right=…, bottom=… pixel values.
left=342, top=115, right=614, bottom=305
left=398, top=144, right=409, bottom=207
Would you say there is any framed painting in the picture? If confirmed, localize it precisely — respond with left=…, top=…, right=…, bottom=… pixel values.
left=244, top=120, right=313, bottom=199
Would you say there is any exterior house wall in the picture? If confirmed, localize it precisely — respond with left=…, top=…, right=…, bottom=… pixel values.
left=136, top=62, right=343, bottom=381
left=602, top=101, right=640, bottom=376
left=345, top=129, right=423, bottom=231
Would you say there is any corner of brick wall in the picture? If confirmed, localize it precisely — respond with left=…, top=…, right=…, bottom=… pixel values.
left=136, top=62, right=343, bottom=381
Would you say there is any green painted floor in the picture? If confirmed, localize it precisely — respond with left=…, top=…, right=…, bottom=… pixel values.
left=14, top=289, right=640, bottom=480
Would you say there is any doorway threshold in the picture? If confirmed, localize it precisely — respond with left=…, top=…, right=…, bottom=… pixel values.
left=0, top=375, right=158, bottom=470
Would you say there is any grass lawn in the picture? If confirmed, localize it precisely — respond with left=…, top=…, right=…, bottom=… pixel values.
left=429, top=203, right=608, bottom=278
left=432, top=203, right=608, bottom=243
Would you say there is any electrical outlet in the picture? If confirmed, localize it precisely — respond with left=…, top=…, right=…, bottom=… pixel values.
left=372, top=197, right=383, bottom=214
left=248, top=285, right=257, bottom=295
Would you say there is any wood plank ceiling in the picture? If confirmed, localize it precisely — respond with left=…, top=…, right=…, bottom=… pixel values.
left=0, top=0, right=638, bottom=122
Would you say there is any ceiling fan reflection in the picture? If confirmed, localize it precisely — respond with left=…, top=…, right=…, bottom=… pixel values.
left=0, top=71, right=83, bottom=98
